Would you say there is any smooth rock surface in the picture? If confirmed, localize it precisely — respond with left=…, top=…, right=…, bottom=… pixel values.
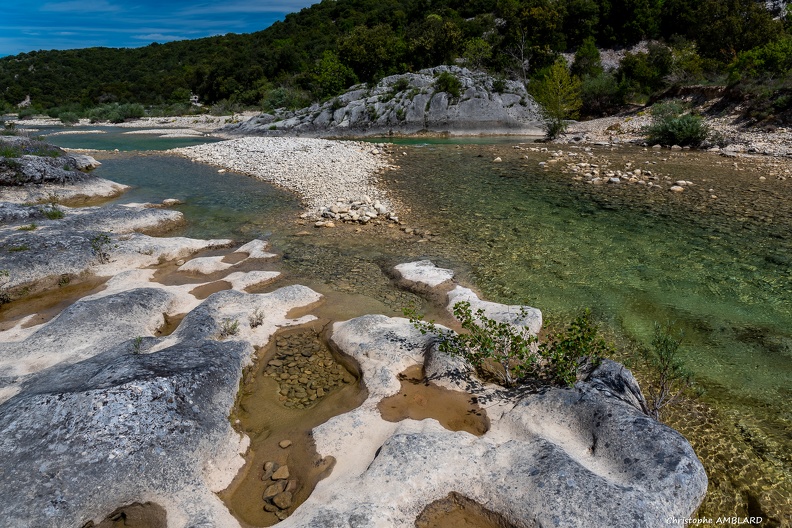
left=0, top=284, right=322, bottom=527
left=277, top=314, right=707, bottom=528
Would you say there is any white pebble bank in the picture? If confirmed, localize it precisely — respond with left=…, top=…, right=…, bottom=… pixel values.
left=170, top=137, right=394, bottom=216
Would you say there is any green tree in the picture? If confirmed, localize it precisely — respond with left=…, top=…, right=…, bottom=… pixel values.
left=530, top=59, right=582, bottom=138
left=408, top=14, right=463, bottom=68
left=314, top=51, right=358, bottom=98
left=571, top=37, right=603, bottom=78
left=338, top=24, right=406, bottom=81
left=463, top=37, right=493, bottom=70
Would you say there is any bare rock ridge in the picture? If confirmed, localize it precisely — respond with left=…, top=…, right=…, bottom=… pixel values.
left=229, top=66, right=545, bottom=137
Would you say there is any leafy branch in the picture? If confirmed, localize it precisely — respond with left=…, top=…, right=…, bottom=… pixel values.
left=405, top=302, right=608, bottom=388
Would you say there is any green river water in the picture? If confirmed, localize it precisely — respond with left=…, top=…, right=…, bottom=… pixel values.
left=41, top=128, right=792, bottom=525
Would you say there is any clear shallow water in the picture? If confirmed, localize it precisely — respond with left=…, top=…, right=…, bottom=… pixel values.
left=96, top=155, right=300, bottom=240
left=393, top=148, right=792, bottom=405
left=33, top=126, right=221, bottom=151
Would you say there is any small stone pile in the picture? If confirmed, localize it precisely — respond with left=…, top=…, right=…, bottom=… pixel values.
left=535, top=147, right=701, bottom=192
left=261, top=456, right=297, bottom=520
left=313, top=195, right=398, bottom=227
left=263, top=331, right=355, bottom=409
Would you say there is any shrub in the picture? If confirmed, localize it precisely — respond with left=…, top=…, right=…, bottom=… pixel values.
left=491, top=77, right=507, bottom=93
left=644, top=100, right=709, bottom=146
left=218, top=318, right=240, bottom=338
left=260, top=87, right=311, bottom=112
left=90, top=233, right=113, bottom=263
left=405, top=303, right=607, bottom=388
left=393, top=77, right=410, bottom=93
left=59, top=112, right=80, bottom=125
left=17, top=107, right=39, bottom=119
left=581, top=72, right=623, bottom=116
left=434, top=71, right=462, bottom=98
left=119, top=103, right=145, bottom=119
left=249, top=308, right=265, bottom=328
left=639, top=323, right=697, bottom=420
left=42, top=206, right=65, bottom=220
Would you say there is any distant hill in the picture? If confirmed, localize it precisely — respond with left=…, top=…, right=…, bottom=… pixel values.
left=0, top=0, right=786, bottom=114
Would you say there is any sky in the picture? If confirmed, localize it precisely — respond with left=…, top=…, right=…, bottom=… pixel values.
left=0, top=0, right=318, bottom=57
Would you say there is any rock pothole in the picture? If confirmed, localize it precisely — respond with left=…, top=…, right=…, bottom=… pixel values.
left=81, top=502, right=167, bottom=528
left=263, top=329, right=357, bottom=409
left=378, top=365, right=489, bottom=436
left=415, top=492, right=518, bottom=528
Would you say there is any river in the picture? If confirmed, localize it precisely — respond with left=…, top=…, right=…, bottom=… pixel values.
left=41, top=127, right=792, bottom=525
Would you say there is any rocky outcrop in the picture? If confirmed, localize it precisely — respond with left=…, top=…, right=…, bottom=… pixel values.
left=0, top=136, right=100, bottom=186
left=0, top=284, right=322, bottom=528
left=274, top=261, right=707, bottom=527
left=229, top=66, right=544, bottom=137
left=0, top=202, right=229, bottom=296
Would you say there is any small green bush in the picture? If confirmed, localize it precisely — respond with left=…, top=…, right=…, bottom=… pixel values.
left=90, top=232, right=113, bottom=263
left=393, top=77, right=410, bottom=92
left=434, top=71, right=462, bottom=98
left=59, top=112, right=80, bottom=125
left=218, top=318, right=240, bottom=338
left=640, top=322, right=697, bottom=420
left=42, top=206, right=65, bottom=220
left=491, top=77, right=507, bottom=93
left=644, top=100, right=709, bottom=147
left=17, top=107, right=39, bottom=119
left=405, top=303, right=607, bottom=388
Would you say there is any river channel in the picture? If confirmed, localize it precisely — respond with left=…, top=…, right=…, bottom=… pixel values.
left=40, top=127, right=792, bottom=525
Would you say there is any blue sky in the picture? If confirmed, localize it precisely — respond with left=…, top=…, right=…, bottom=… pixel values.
left=0, top=0, right=318, bottom=57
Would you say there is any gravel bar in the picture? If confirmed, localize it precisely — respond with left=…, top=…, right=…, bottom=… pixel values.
left=170, top=137, right=394, bottom=214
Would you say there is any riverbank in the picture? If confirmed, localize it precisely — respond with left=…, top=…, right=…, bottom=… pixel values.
left=558, top=106, right=792, bottom=158
left=170, top=137, right=400, bottom=220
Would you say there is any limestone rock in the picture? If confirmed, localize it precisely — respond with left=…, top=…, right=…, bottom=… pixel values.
left=275, top=314, right=707, bottom=528
left=227, top=66, right=544, bottom=137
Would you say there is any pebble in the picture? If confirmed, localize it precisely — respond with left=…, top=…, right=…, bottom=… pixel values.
left=264, top=330, right=354, bottom=408
left=273, top=491, right=293, bottom=509
left=272, top=465, right=290, bottom=480
left=670, top=185, right=685, bottom=192
left=279, top=440, right=292, bottom=449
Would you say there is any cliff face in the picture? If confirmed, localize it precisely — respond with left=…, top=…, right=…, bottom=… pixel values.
left=230, top=66, right=545, bottom=137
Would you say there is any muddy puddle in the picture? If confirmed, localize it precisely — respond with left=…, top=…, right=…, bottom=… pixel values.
left=0, top=275, right=108, bottom=331
left=221, top=322, right=367, bottom=527
left=81, top=502, right=167, bottom=528
left=415, top=492, right=517, bottom=528
left=379, top=365, right=489, bottom=436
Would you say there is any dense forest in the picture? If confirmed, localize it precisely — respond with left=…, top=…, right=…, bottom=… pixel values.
left=2, top=0, right=792, bottom=120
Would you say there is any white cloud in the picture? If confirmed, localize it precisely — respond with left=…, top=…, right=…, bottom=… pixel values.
left=40, top=0, right=121, bottom=13
left=132, top=33, right=186, bottom=42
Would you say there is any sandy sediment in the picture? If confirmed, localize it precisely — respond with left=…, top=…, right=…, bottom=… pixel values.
left=170, top=137, right=395, bottom=215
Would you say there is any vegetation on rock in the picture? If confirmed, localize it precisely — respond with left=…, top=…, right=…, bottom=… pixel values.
left=405, top=302, right=609, bottom=388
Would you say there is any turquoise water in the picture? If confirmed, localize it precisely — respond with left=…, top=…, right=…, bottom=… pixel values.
left=33, top=126, right=221, bottom=151
left=392, top=147, right=792, bottom=406
left=96, top=155, right=300, bottom=240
